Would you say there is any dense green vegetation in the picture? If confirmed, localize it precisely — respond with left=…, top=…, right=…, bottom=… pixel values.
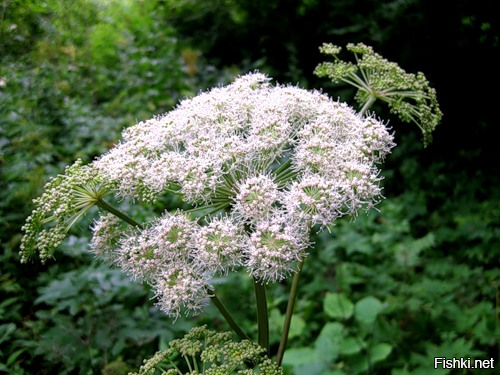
left=1, top=0, right=498, bottom=374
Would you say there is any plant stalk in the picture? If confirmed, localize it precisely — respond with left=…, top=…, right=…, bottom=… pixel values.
left=276, top=259, right=304, bottom=366
left=359, top=92, right=377, bottom=116
left=211, top=293, right=250, bottom=341
left=96, top=198, right=144, bottom=229
left=254, top=279, right=269, bottom=355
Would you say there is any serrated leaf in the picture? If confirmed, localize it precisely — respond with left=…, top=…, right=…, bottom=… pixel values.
left=324, top=293, right=353, bottom=320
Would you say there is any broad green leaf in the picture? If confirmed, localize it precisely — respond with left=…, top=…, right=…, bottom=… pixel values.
left=369, top=343, right=392, bottom=362
left=314, top=322, right=345, bottom=362
left=289, top=314, right=306, bottom=339
left=282, top=347, right=320, bottom=367
left=354, top=296, right=383, bottom=325
left=268, top=309, right=305, bottom=341
left=339, top=336, right=365, bottom=355
left=324, top=293, right=353, bottom=320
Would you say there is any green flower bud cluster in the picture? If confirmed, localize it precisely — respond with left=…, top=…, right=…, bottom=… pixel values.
left=20, top=160, right=110, bottom=263
left=314, top=43, right=443, bottom=146
left=130, top=325, right=282, bottom=375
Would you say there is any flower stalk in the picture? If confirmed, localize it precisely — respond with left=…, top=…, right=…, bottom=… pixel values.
left=210, top=294, right=250, bottom=341
left=276, top=259, right=304, bottom=366
left=254, top=280, right=270, bottom=355
left=96, top=198, right=144, bottom=229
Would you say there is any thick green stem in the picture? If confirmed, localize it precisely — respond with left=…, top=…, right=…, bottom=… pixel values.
left=254, top=279, right=269, bottom=355
left=211, top=293, right=250, bottom=341
left=359, top=94, right=377, bottom=116
left=276, top=260, right=304, bottom=366
left=96, top=198, right=144, bottom=229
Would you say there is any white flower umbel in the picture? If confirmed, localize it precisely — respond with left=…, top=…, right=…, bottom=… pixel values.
left=90, top=213, right=125, bottom=261
left=152, top=263, right=212, bottom=319
left=22, top=71, right=396, bottom=318
left=233, top=174, right=279, bottom=221
left=245, top=213, right=310, bottom=283
left=284, top=174, right=344, bottom=227
left=116, top=211, right=197, bottom=282
left=191, top=215, right=246, bottom=276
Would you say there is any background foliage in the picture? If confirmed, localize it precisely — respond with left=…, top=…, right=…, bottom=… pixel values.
left=1, top=0, right=498, bottom=374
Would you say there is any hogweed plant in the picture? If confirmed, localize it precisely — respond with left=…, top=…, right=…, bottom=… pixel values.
left=20, top=44, right=441, bottom=374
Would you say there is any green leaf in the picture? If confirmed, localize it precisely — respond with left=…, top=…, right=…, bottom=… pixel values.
left=354, top=296, right=383, bottom=326
left=7, top=348, right=27, bottom=366
left=0, top=323, right=16, bottom=345
left=339, top=337, right=365, bottom=355
left=348, top=353, right=369, bottom=373
left=369, top=343, right=392, bottom=363
left=324, top=293, right=354, bottom=320
left=289, top=314, right=306, bottom=339
left=314, top=322, right=345, bottom=362
left=282, top=347, right=319, bottom=367
left=282, top=347, right=328, bottom=374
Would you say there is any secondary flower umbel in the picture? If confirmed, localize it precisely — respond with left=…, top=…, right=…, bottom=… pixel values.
left=21, top=72, right=395, bottom=318
left=314, top=43, right=442, bottom=146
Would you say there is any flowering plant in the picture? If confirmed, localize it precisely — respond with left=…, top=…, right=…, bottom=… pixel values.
left=20, top=44, right=440, bottom=373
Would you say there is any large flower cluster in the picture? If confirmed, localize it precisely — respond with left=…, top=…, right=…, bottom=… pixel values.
left=22, top=72, right=395, bottom=318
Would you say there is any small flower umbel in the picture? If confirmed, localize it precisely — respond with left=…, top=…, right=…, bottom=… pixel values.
left=314, top=43, right=443, bottom=146
left=129, top=325, right=283, bottom=375
left=20, top=160, right=111, bottom=263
